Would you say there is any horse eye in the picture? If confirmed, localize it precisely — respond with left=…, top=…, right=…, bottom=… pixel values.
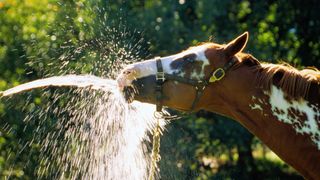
left=183, top=54, right=196, bottom=63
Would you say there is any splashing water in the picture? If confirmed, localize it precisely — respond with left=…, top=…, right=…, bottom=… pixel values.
left=0, top=2, right=166, bottom=179
left=1, top=75, right=165, bottom=179
left=0, top=75, right=115, bottom=97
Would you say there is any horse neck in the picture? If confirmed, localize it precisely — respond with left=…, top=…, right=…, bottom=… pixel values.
left=205, top=82, right=320, bottom=179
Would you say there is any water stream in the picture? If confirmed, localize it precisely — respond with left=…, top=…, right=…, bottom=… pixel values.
left=1, top=75, right=165, bottom=179
left=0, top=75, right=116, bottom=97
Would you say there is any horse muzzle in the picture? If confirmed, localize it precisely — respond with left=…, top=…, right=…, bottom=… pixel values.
left=117, top=64, right=158, bottom=104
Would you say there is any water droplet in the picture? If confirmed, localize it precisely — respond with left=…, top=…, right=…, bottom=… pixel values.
left=51, top=35, right=56, bottom=41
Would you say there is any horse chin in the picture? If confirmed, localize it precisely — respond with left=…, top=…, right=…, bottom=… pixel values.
left=122, top=85, right=156, bottom=104
left=122, top=76, right=158, bottom=104
left=122, top=86, right=136, bottom=103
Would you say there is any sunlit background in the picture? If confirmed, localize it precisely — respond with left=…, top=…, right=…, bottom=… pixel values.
left=0, top=0, right=319, bottom=179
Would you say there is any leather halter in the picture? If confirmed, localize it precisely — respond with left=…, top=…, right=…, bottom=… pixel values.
left=155, top=56, right=237, bottom=113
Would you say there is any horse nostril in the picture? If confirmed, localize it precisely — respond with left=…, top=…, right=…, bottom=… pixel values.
left=117, top=67, right=137, bottom=90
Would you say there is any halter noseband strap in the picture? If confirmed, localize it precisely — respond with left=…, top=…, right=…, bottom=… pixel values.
left=155, top=56, right=237, bottom=113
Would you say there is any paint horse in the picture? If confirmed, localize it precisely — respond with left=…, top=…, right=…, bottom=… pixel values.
left=117, top=32, right=320, bottom=179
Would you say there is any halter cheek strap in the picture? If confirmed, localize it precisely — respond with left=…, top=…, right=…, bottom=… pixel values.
left=155, top=57, right=165, bottom=112
left=155, top=56, right=237, bottom=113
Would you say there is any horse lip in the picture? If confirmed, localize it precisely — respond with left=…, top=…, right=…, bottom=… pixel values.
left=122, top=86, right=136, bottom=103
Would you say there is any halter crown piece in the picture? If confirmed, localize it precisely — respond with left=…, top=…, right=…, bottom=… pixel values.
left=155, top=56, right=237, bottom=114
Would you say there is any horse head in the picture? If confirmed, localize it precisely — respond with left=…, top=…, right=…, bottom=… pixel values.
left=117, top=32, right=252, bottom=112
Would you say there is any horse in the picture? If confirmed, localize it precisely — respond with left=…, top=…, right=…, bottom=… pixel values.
left=116, top=32, right=320, bottom=179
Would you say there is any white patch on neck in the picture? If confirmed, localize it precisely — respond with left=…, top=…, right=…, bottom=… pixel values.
left=249, top=103, right=263, bottom=111
left=268, top=85, right=320, bottom=150
left=250, top=96, right=268, bottom=116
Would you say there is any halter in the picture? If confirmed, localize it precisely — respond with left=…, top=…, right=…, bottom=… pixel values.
left=155, top=56, right=237, bottom=113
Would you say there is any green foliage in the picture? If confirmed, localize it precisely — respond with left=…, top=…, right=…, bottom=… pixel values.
left=1, top=0, right=319, bottom=179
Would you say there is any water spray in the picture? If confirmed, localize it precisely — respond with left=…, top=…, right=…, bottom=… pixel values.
left=0, top=75, right=167, bottom=180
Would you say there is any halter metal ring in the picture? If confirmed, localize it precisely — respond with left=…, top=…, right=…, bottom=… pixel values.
left=209, top=68, right=225, bottom=83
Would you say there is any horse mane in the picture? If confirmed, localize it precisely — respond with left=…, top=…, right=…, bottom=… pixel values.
left=238, top=53, right=320, bottom=100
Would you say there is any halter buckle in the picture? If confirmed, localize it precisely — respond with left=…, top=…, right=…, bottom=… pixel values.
left=195, top=81, right=206, bottom=90
left=209, top=68, right=225, bottom=83
left=156, top=72, right=165, bottom=81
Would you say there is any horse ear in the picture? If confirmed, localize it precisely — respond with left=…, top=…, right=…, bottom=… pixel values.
left=224, top=32, right=249, bottom=57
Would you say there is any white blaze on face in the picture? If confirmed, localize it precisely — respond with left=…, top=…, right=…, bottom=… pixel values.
left=131, top=44, right=210, bottom=79
left=268, top=85, right=320, bottom=150
left=118, top=44, right=211, bottom=88
left=179, top=45, right=210, bottom=80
